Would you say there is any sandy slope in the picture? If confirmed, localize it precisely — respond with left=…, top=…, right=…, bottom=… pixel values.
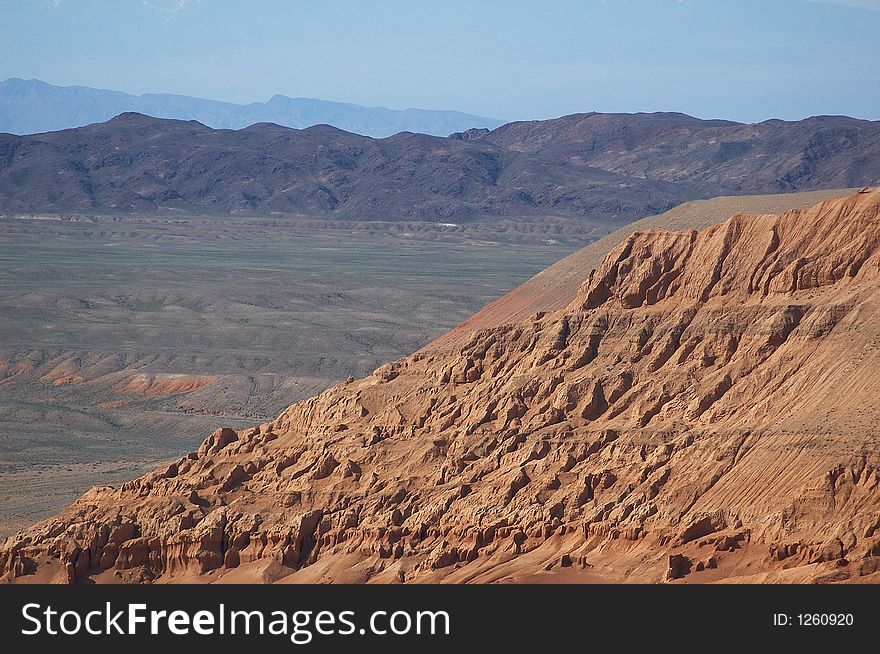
left=428, top=188, right=860, bottom=350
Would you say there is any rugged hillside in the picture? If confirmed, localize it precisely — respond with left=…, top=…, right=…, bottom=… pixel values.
left=0, top=78, right=504, bottom=138
left=483, top=112, right=880, bottom=193
left=0, top=112, right=878, bottom=222
left=428, top=187, right=860, bottom=350
left=3, top=189, right=880, bottom=584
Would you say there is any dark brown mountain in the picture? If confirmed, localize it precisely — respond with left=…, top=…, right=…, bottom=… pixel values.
left=0, top=111, right=878, bottom=224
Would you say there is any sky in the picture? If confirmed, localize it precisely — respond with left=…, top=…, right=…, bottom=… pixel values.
left=816, top=0, right=880, bottom=7
left=1, top=0, right=878, bottom=123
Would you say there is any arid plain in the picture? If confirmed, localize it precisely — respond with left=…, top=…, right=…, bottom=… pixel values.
left=0, top=215, right=581, bottom=536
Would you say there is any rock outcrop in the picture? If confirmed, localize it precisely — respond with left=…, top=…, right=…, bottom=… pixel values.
left=427, top=187, right=860, bottom=351
left=3, top=189, right=880, bottom=584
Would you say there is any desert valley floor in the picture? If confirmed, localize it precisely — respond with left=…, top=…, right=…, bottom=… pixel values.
left=0, top=216, right=578, bottom=536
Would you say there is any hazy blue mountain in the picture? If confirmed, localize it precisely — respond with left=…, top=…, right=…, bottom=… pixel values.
left=3, top=0, right=878, bottom=123
left=0, top=78, right=504, bottom=137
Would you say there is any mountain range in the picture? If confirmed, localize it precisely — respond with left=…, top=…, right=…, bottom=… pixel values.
left=0, top=78, right=504, bottom=138
left=0, top=110, right=878, bottom=224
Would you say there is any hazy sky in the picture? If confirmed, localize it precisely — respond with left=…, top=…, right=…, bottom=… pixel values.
left=1, top=0, right=878, bottom=123
left=815, top=0, right=880, bottom=7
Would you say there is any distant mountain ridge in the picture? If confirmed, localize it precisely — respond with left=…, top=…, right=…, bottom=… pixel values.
left=0, top=110, right=878, bottom=223
left=0, top=78, right=505, bottom=138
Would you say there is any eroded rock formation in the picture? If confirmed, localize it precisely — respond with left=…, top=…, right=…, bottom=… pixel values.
left=3, top=189, right=880, bottom=584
